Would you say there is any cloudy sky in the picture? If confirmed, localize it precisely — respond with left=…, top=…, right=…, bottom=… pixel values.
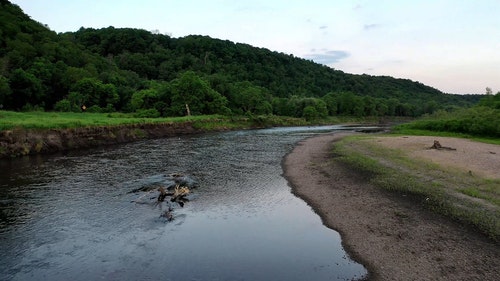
left=11, top=0, right=500, bottom=95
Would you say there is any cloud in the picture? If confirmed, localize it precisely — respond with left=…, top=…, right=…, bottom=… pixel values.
left=363, top=23, right=379, bottom=30
left=319, top=25, right=328, bottom=30
left=304, top=50, right=350, bottom=65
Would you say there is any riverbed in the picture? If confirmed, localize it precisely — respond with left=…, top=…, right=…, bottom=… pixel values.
left=0, top=126, right=368, bottom=281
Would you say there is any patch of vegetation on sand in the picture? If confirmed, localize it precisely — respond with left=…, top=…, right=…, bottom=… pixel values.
left=332, top=135, right=500, bottom=242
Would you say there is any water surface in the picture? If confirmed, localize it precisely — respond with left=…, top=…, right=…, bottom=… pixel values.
left=0, top=126, right=367, bottom=280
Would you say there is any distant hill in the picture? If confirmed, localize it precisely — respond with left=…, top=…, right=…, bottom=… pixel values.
left=0, top=0, right=481, bottom=118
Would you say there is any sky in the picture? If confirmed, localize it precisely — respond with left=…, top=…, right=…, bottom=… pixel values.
left=10, top=0, right=500, bottom=95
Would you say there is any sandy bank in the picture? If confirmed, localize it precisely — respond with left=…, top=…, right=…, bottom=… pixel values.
left=283, top=133, right=499, bottom=280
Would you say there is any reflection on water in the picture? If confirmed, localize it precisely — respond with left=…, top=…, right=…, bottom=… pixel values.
left=0, top=126, right=368, bottom=281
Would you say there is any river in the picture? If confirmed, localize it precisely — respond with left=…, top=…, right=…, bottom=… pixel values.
left=0, top=126, right=368, bottom=281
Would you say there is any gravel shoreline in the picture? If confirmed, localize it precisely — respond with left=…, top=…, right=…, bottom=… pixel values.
left=283, top=132, right=499, bottom=281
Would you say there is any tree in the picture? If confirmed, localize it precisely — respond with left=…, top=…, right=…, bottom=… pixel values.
left=169, top=71, right=229, bottom=116
left=54, top=98, right=74, bottom=112
left=8, top=68, right=44, bottom=109
left=0, top=75, right=12, bottom=108
left=130, top=89, right=158, bottom=111
left=302, top=105, right=318, bottom=121
left=271, top=97, right=291, bottom=116
left=375, top=100, right=388, bottom=116
left=0, top=1, right=480, bottom=114
left=229, top=82, right=271, bottom=115
left=67, top=77, right=119, bottom=111
left=322, top=92, right=338, bottom=115
left=478, top=91, right=500, bottom=109
left=336, top=92, right=364, bottom=116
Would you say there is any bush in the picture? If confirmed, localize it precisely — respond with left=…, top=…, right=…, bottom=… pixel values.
left=54, top=99, right=70, bottom=112
left=86, top=105, right=103, bottom=113
left=302, top=105, right=318, bottom=121
left=134, top=108, right=160, bottom=118
left=396, top=106, right=500, bottom=138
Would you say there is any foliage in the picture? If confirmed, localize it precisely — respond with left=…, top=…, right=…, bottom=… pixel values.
left=0, top=0, right=483, bottom=120
left=394, top=95, right=500, bottom=139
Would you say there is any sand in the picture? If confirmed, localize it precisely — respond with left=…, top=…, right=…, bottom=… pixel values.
left=283, top=133, right=499, bottom=281
left=372, top=135, right=500, bottom=179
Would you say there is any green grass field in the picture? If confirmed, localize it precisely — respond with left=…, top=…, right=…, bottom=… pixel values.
left=0, top=111, right=230, bottom=130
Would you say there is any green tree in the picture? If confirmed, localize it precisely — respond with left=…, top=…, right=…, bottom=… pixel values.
left=322, top=92, right=338, bottom=115
left=0, top=75, right=12, bottom=108
left=375, top=100, right=388, bottom=116
left=271, top=97, right=291, bottom=116
left=70, top=77, right=118, bottom=110
left=229, top=82, right=271, bottom=114
left=336, top=92, right=365, bottom=116
left=302, top=105, right=318, bottom=121
left=54, top=98, right=76, bottom=112
left=478, top=92, right=500, bottom=109
left=8, top=68, right=44, bottom=109
left=130, top=89, right=158, bottom=111
left=169, top=71, right=228, bottom=116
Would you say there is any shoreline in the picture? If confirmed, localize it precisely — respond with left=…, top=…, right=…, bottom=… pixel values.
left=283, top=132, right=499, bottom=280
left=0, top=122, right=234, bottom=159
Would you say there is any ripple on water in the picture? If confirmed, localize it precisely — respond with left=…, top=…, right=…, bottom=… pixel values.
left=0, top=126, right=369, bottom=281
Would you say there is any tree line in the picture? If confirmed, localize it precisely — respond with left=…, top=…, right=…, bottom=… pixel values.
left=0, top=0, right=482, bottom=119
left=397, top=89, right=500, bottom=138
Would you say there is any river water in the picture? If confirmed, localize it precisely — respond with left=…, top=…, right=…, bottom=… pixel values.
left=0, top=126, right=368, bottom=281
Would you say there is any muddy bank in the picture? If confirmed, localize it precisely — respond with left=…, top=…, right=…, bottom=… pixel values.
left=283, top=133, right=499, bottom=281
left=0, top=122, right=211, bottom=158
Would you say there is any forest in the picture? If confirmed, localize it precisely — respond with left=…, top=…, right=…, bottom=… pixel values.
left=0, top=0, right=486, bottom=120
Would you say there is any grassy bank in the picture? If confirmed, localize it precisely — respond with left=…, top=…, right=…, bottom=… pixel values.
left=0, top=110, right=391, bottom=132
left=0, top=111, right=312, bottom=131
left=1, top=110, right=386, bottom=158
left=0, top=111, right=238, bottom=130
left=332, top=135, right=500, bottom=242
left=0, top=111, right=315, bottom=158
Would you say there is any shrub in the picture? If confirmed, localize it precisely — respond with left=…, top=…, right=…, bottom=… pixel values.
left=134, top=108, right=160, bottom=118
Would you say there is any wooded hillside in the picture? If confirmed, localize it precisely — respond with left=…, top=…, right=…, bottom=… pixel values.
left=0, top=0, right=481, bottom=119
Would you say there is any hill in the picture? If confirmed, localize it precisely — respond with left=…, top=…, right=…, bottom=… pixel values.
left=0, top=0, right=481, bottom=119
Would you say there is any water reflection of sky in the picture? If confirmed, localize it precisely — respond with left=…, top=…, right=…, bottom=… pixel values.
left=0, top=126, right=368, bottom=281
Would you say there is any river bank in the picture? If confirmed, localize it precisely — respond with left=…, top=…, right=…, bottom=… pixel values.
left=0, top=111, right=319, bottom=158
left=0, top=122, right=211, bottom=158
left=283, top=132, right=499, bottom=280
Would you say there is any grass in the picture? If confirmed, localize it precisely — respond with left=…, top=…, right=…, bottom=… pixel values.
left=0, top=111, right=235, bottom=130
left=1, top=110, right=385, bottom=133
left=332, top=135, right=500, bottom=242
left=0, top=111, right=310, bottom=131
left=0, top=110, right=398, bottom=131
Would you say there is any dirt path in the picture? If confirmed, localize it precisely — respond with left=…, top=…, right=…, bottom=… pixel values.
left=283, top=133, right=500, bottom=281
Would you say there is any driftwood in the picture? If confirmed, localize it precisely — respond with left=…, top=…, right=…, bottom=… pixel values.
left=131, top=176, right=194, bottom=222
left=156, top=185, right=191, bottom=221
left=127, top=173, right=198, bottom=194
left=157, top=185, right=190, bottom=207
left=429, top=140, right=456, bottom=151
